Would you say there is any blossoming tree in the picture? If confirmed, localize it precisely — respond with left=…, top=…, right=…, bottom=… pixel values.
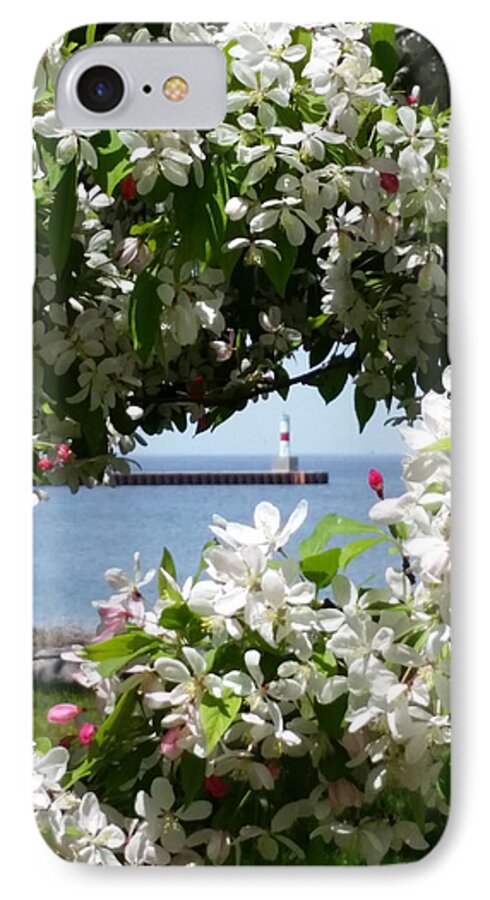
left=33, top=22, right=448, bottom=489
left=35, top=374, right=451, bottom=864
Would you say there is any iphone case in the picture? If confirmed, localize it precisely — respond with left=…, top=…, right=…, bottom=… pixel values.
left=33, top=22, right=450, bottom=866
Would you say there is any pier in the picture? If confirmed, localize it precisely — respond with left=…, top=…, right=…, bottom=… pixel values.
left=114, top=415, right=328, bottom=486
left=115, top=471, right=328, bottom=486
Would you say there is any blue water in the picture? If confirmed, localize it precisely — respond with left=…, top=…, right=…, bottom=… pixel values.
left=33, top=454, right=403, bottom=627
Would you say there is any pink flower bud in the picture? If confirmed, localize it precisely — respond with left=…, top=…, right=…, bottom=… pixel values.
left=160, top=726, right=184, bottom=760
left=37, top=458, right=53, bottom=471
left=341, top=730, right=368, bottom=759
left=266, top=760, right=281, bottom=781
left=47, top=703, right=83, bottom=724
left=328, top=778, right=363, bottom=813
left=79, top=722, right=97, bottom=746
left=205, top=775, right=229, bottom=799
left=379, top=172, right=400, bottom=194
left=368, top=468, right=384, bottom=499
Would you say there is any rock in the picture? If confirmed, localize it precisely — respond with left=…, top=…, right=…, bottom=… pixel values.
left=33, top=648, right=80, bottom=685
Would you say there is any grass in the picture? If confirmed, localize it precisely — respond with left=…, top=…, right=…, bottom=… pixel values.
left=33, top=683, right=99, bottom=746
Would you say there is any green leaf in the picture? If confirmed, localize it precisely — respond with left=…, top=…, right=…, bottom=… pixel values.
left=422, top=436, right=451, bottom=453
left=263, top=231, right=298, bottom=296
left=91, top=687, right=142, bottom=749
left=212, top=641, right=244, bottom=675
left=205, top=158, right=229, bottom=262
left=308, top=314, right=330, bottom=331
left=48, top=158, right=77, bottom=275
left=318, top=361, right=350, bottom=404
left=159, top=603, right=204, bottom=642
left=354, top=386, right=376, bottom=433
left=35, top=736, right=52, bottom=755
left=200, top=691, right=241, bottom=753
left=339, top=536, right=388, bottom=569
left=83, top=632, right=154, bottom=661
left=85, top=24, right=97, bottom=44
left=311, top=649, right=337, bottom=676
left=290, top=27, right=313, bottom=68
left=438, top=755, right=451, bottom=804
left=370, top=23, right=396, bottom=47
left=305, top=836, right=331, bottom=864
left=309, top=334, right=334, bottom=367
left=180, top=753, right=206, bottom=806
left=320, top=743, right=350, bottom=780
left=38, top=141, right=64, bottom=190
left=93, top=132, right=131, bottom=196
left=107, top=157, right=133, bottom=196
left=370, top=23, right=398, bottom=86
left=382, top=106, right=398, bottom=124
left=128, top=269, right=161, bottom=362
left=300, top=514, right=383, bottom=558
left=130, top=216, right=166, bottom=238
left=296, top=91, right=328, bottom=125
left=158, top=547, right=178, bottom=597
left=314, top=693, right=348, bottom=740
left=193, top=539, right=218, bottom=583
left=104, top=741, right=155, bottom=800
left=83, top=632, right=158, bottom=677
left=372, top=41, right=398, bottom=84
left=160, top=603, right=191, bottom=631
left=173, top=161, right=228, bottom=270
left=63, top=689, right=138, bottom=788
left=300, top=548, right=340, bottom=588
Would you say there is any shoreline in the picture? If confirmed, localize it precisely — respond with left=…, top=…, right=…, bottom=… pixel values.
left=33, top=625, right=95, bottom=653
left=33, top=627, right=95, bottom=685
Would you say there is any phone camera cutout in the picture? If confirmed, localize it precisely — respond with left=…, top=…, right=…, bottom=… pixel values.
left=76, top=65, right=124, bottom=113
left=142, top=84, right=152, bottom=95
left=163, top=76, right=188, bottom=102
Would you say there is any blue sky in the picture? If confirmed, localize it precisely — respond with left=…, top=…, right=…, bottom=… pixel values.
left=139, top=351, right=403, bottom=458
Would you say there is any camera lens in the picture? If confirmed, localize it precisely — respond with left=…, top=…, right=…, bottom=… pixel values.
left=76, top=65, right=124, bottom=113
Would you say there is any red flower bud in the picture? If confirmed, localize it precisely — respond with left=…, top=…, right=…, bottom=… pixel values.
left=205, top=775, right=228, bottom=799
left=187, top=376, right=206, bottom=402
left=121, top=174, right=137, bottom=201
left=195, top=414, right=209, bottom=435
left=55, top=443, right=73, bottom=464
left=368, top=468, right=384, bottom=499
left=267, top=760, right=281, bottom=781
left=380, top=172, right=400, bottom=194
left=37, top=458, right=53, bottom=471
left=406, top=86, right=420, bottom=106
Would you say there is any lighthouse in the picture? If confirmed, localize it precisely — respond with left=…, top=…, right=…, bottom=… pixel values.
left=273, top=414, right=298, bottom=472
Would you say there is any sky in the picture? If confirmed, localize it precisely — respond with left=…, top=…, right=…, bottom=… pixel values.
left=138, top=351, right=404, bottom=459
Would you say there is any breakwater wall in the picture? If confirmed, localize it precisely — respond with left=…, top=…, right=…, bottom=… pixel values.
left=115, top=471, right=329, bottom=486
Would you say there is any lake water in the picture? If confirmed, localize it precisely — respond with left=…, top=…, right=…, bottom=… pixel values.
left=33, top=454, right=403, bottom=627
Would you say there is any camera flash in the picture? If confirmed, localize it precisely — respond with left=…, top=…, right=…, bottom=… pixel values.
left=163, top=76, right=188, bottom=102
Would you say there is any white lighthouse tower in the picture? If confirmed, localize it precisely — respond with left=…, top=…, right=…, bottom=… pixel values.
left=273, top=414, right=298, bottom=472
